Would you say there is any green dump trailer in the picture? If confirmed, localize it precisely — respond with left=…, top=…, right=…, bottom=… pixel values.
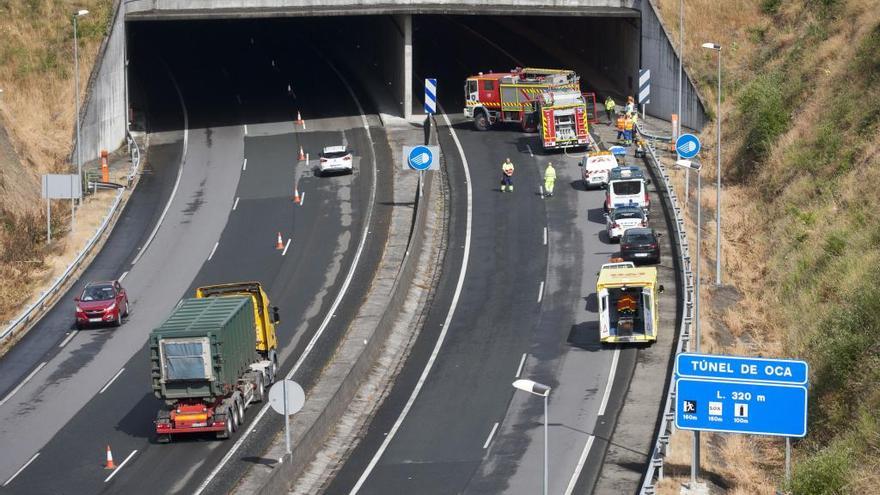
left=150, top=296, right=272, bottom=442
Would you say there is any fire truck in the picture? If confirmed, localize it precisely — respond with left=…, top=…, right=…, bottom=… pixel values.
left=537, top=88, right=591, bottom=150
left=463, top=67, right=579, bottom=131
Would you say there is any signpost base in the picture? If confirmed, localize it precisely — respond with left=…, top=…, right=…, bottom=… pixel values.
left=680, top=481, right=708, bottom=495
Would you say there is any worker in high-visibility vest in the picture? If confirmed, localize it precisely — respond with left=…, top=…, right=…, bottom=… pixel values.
left=617, top=292, right=638, bottom=314
left=544, top=162, right=557, bottom=197
left=625, top=96, right=636, bottom=115
left=604, top=96, right=616, bottom=125
left=616, top=114, right=626, bottom=140
left=501, top=158, right=515, bottom=192
left=623, top=115, right=635, bottom=145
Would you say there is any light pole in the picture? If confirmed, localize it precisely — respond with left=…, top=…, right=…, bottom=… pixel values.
left=702, top=42, right=722, bottom=285
left=512, top=379, right=551, bottom=495
left=676, top=158, right=702, bottom=486
left=677, top=0, right=684, bottom=137
left=73, top=9, right=89, bottom=202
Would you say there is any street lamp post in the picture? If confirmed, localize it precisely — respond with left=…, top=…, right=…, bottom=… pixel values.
left=73, top=9, right=89, bottom=204
left=676, top=158, right=702, bottom=485
left=702, top=42, right=722, bottom=285
left=512, top=379, right=551, bottom=495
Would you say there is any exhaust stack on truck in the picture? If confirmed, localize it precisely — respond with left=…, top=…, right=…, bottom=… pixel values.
left=151, top=282, right=279, bottom=442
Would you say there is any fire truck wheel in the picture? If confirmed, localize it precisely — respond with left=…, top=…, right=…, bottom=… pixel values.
left=474, top=111, right=489, bottom=131
left=157, top=434, right=171, bottom=444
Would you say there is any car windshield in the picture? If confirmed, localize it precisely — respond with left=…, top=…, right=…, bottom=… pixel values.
left=323, top=151, right=348, bottom=159
left=81, top=285, right=115, bottom=301
left=613, top=209, right=643, bottom=220
left=624, top=232, right=655, bottom=244
left=612, top=180, right=642, bottom=195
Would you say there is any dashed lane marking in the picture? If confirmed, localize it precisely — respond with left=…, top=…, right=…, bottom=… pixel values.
left=282, top=238, right=292, bottom=256
left=58, top=331, right=78, bottom=349
left=99, top=367, right=125, bottom=394
left=2, top=452, right=39, bottom=487
left=516, top=353, right=527, bottom=378
left=104, top=450, right=137, bottom=483
left=483, top=422, right=500, bottom=449
left=208, top=242, right=219, bottom=261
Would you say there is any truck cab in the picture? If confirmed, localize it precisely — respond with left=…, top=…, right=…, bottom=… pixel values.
left=196, top=282, right=279, bottom=360
left=596, top=265, right=663, bottom=344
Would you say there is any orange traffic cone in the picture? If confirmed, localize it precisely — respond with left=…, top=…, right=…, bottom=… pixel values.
left=276, top=232, right=284, bottom=250
left=105, top=445, right=116, bottom=469
left=293, top=184, right=301, bottom=204
left=298, top=146, right=305, bottom=161
left=296, top=111, right=304, bottom=125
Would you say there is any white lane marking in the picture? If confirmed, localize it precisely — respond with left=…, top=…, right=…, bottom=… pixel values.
left=244, top=124, right=248, bottom=136
left=281, top=238, right=291, bottom=256
left=516, top=353, right=527, bottom=378
left=482, top=422, right=500, bottom=449
left=242, top=158, right=247, bottom=171
left=118, top=271, right=129, bottom=282
left=563, top=435, right=595, bottom=495
left=299, top=191, right=305, bottom=206
left=597, top=348, right=620, bottom=416
left=2, top=452, right=40, bottom=487
left=537, top=281, right=545, bottom=303
left=0, top=361, right=47, bottom=407
left=539, top=185, right=544, bottom=197
left=232, top=197, right=240, bottom=211
left=131, top=61, right=188, bottom=267
left=526, top=144, right=534, bottom=157
left=351, top=110, right=473, bottom=494
left=208, top=242, right=219, bottom=261
left=104, top=450, right=137, bottom=483
left=58, top=331, right=78, bottom=348
left=99, top=367, right=125, bottom=394
left=543, top=227, right=547, bottom=246
left=194, top=49, right=381, bottom=495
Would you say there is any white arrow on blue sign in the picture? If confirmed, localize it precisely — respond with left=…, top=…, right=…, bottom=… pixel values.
left=405, top=145, right=440, bottom=171
left=675, top=133, right=701, bottom=159
left=424, top=78, right=437, bottom=115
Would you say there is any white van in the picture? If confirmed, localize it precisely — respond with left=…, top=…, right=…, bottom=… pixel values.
left=603, top=166, right=651, bottom=216
left=581, top=151, right=618, bottom=188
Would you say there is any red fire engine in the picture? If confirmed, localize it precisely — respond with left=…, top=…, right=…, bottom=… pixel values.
left=463, top=67, right=579, bottom=131
left=537, top=88, right=592, bottom=150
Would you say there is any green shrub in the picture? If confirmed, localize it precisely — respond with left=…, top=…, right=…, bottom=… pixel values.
left=737, top=71, right=790, bottom=163
left=761, top=0, right=782, bottom=15
left=788, top=442, right=851, bottom=495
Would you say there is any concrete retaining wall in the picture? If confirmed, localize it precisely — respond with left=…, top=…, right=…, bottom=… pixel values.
left=639, top=0, right=707, bottom=130
left=77, top=0, right=127, bottom=162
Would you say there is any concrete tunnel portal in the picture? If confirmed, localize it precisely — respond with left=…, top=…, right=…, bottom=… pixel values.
left=125, top=12, right=701, bottom=135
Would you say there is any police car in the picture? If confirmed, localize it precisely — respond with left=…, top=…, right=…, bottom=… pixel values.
left=605, top=205, right=648, bottom=242
left=603, top=166, right=651, bottom=217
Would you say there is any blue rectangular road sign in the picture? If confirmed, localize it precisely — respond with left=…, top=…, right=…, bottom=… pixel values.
left=676, top=378, right=807, bottom=437
left=676, top=353, right=808, bottom=385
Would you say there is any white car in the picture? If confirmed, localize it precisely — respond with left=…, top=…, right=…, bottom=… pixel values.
left=605, top=205, right=647, bottom=242
left=318, top=145, right=353, bottom=175
left=581, top=151, right=618, bottom=188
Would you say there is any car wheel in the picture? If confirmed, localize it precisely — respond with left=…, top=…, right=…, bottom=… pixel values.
left=113, top=312, right=122, bottom=327
left=75, top=321, right=84, bottom=330
left=122, top=300, right=129, bottom=318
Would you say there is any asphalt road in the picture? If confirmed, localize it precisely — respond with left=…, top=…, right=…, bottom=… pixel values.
left=0, top=20, right=391, bottom=495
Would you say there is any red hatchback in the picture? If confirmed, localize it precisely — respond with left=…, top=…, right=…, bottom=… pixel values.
left=74, top=281, right=129, bottom=329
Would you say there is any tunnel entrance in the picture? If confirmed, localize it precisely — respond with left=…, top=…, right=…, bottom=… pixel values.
left=126, top=14, right=642, bottom=132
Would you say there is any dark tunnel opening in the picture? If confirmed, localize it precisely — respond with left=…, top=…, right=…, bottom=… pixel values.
left=127, top=14, right=641, bottom=132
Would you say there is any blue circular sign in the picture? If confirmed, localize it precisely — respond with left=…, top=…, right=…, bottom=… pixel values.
left=675, top=133, right=701, bottom=159
left=407, top=146, right=433, bottom=171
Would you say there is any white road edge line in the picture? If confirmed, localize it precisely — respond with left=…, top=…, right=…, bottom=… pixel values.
left=299, top=191, right=305, bottom=206
left=543, top=227, right=548, bottom=246
left=99, top=367, right=125, bottom=394
left=208, top=242, right=219, bottom=261
left=242, top=158, right=248, bottom=171
left=563, top=434, right=595, bottom=495
left=58, top=330, right=78, bottom=348
left=537, top=281, right=545, bottom=303
left=597, top=348, right=621, bottom=416
left=515, top=353, right=527, bottom=378
left=104, top=450, right=137, bottom=483
left=482, top=422, right=500, bottom=449
left=282, top=238, right=292, bottom=256
left=119, top=271, right=129, bottom=282
left=193, top=49, right=380, bottom=495
left=243, top=124, right=248, bottom=136
left=350, top=109, right=473, bottom=494
left=2, top=452, right=40, bottom=487
left=232, top=197, right=240, bottom=211
left=131, top=61, right=188, bottom=267
left=0, top=361, right=47, bottom=407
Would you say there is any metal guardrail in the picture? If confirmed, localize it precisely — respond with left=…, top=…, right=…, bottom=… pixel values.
left=638, top=123, right=695, bottom=494
left=0, top=134, right=142, bottom=344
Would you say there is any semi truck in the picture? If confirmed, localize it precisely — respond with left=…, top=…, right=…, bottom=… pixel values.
left=596, top=263, right=663, bottom=344
left=151, top=282, right=280, bottom=442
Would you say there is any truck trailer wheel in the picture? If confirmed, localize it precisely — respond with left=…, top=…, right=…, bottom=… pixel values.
left=254, top=374, right=265, bottom=403
left=474, top=111, right=489, bottom=131
left=215, top=412, right=231, bottom=440
left=236, top=398, right=245, bottom=426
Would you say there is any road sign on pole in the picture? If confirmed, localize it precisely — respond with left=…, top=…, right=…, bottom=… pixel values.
left=403, top=145, right=440, bottom=171
left=675, top=378, right=808, bottom=437
left=675, top=133, right=701, bottom=159
left=269, top=379, right=305, bottom=456
left=676, top=353, right=808, bottom=385
left=638, top=69, right=650, bottom=104
left=424, top=78, right=437, bottom=115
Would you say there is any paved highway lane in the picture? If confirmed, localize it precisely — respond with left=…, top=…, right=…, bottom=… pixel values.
left=0, top=21, right=391, bottom=495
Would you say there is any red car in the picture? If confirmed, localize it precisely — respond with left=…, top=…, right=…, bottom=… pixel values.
left=74, top=281, right=129, bottom=329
